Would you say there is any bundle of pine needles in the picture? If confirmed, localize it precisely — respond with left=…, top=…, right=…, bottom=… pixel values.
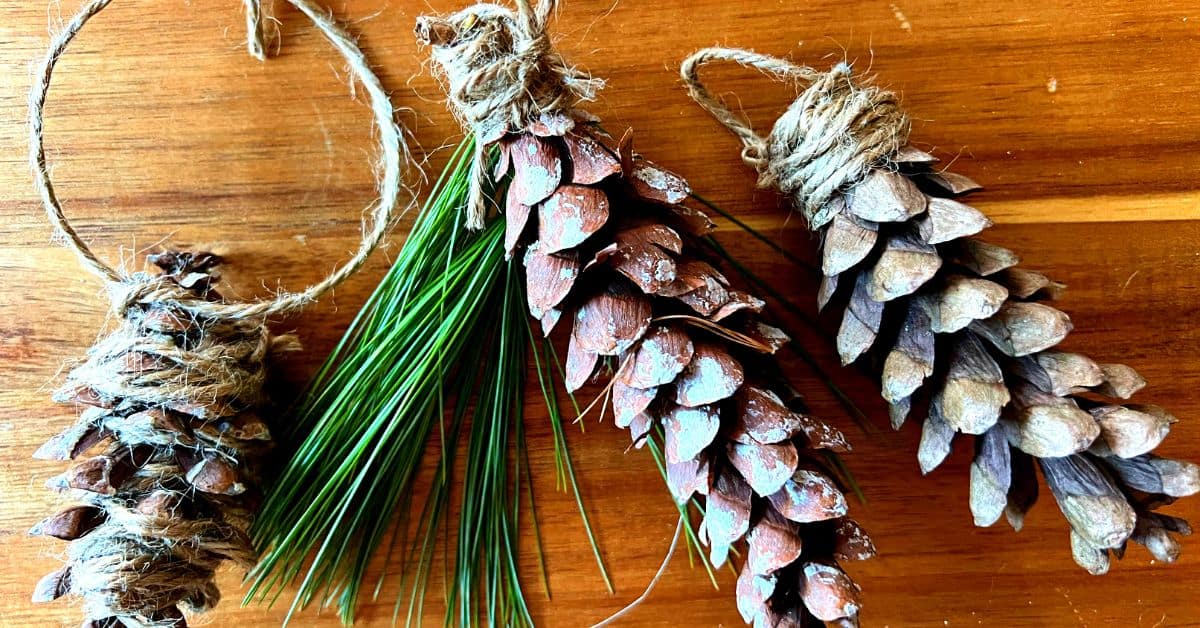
left=245, top=139, right=608, bottom=625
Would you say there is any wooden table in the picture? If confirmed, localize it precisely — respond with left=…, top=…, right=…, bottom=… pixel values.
left=2, top=1, right=1198, bottom=626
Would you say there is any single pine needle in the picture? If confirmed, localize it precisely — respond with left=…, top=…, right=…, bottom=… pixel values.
left=651, top=314, right=773, bottom=353
left=704, top=233, right=875, bottom=434
left=690, top=191, right=817, bottom=274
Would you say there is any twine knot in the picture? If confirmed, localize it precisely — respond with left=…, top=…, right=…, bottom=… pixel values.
left=106, top=273, right=201, bottom=319
left=416, top=1, right=602, bottom=143
left=78, top=252, right=289, bottom=416
left=416, top=0, right=603, bottom=229
left=681, top=49, right=911, bottom=228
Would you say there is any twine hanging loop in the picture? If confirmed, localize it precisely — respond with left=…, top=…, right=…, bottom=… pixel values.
left=30, top=0, right=409, bottom=321
left=680, top=47, right=911, bottom=228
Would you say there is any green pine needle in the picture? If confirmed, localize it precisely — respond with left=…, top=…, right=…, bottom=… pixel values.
left=245, top=137, right=609, bottom=625
left=691, top=193, right=872, bottom=497
left=244, top=137, right=867, bottom=626
left=690, top=192, right=816, bottom=274
left=644, top=435, right=720, bottom=590
left=526, top=323, right=614, bottom=594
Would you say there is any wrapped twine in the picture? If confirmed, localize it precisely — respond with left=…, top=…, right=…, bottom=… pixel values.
left=28, top=1, right=408, bottom=625
left=680, top=48, right=910, bottom=229
left=415, top=0, right=603, bottom=229
left=415, top=2, right=683, bottom=622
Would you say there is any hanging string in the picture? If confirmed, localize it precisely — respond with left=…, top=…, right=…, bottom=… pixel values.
left=28, top=3, right=409, bottom=624
left=243, top=0, right=268, bottom=60
left=680, top=47, right=910, bottom=228
left=29, top=0, right=412, bottom=320
left=590, top=514, right=684, bottom=628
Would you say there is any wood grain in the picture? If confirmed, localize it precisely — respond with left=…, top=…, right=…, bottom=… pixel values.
left=1, top=1, right=1198, bottom=626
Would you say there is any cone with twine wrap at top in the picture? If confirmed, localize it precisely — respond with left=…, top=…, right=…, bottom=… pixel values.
left=680, top=47, right=1197, bottom=575
left=417, top=4, right=872, bottom=625
left=28, top=1, right=407, bottom=625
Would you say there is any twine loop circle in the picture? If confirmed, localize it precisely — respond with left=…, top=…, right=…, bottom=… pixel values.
left=29, top=0, right=409, bottom=321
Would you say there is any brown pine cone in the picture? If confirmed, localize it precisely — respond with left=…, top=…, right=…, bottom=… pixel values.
left=31, top=252, right=298, bottom=626
left=513, top=109, right=868, bottom=628
left=683, top=52, right=1197, bottom=574
left=418, top=7, right=872, bottom=624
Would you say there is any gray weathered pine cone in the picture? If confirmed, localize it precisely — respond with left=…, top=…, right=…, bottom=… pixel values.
left=31, top=252, right=296, bottom=627
left=811, top=147, right=1196, bottom=573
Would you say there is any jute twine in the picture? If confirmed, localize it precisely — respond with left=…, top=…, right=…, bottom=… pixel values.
left=37, top=250, right=305, bottom=626
left=57, top=454, right=263, bottom=623
left=31, top=0, right=409, bottom=320
left=415, top=0, right=603, bottom=229
left=416, top=3, right=690, bottom=623
left=28, top=2, right=406, bottom=624
left=680, top=47, right=911, bottom=229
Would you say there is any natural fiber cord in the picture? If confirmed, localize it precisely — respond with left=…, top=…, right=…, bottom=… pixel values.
left=416, top=0, right=603, bottom=229
left=681, top=47, right=910, bottom=229
left=30, top=0, right=409, bottom=320
left=680, top=46, right=1199, bottom=577
left=416, top=7, right=872, bottom=624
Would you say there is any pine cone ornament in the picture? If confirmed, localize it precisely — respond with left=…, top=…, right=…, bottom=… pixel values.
left=418, top=3, right=872, bottom=625
left=31, top=252, right=298, bottom=626
left=28, top=2, right=408, bottom=623
left=682, top=49, right=1198, bottom=574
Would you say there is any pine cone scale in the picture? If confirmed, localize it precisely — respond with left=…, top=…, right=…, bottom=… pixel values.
left=33, top=253, right=285, bottom=624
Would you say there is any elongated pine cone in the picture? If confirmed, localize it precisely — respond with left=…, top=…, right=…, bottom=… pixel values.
left=419, top=5, right=871, bottom=625
left=712, top=60, right=1197, bottom=574
left=32, top=252, right=298, bottom=626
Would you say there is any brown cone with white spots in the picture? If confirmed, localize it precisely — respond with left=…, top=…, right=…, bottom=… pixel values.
left=681, top=49, right=1198, bottom=574
left=418, top=4, right=871, bottom=625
